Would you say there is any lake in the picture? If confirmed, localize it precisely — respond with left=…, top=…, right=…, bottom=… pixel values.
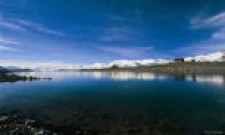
left=0, top=71, right=225, bottom=134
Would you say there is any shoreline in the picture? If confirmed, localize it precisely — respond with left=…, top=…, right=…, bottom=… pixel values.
left=0, top=70, right=51, bottom=83
left=0, top=112, right=55, bottom=135
left=80, top=62, right=225, bottom=74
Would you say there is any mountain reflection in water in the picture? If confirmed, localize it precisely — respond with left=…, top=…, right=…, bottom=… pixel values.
left=16, top=71, right=225, bottom=86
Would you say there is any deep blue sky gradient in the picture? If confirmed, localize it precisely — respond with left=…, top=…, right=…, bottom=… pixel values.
left=0, top=0, right=225, bottom=64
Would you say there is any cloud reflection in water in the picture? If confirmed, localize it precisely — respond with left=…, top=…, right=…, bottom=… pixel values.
left=17, top=71, right=225, bottom=86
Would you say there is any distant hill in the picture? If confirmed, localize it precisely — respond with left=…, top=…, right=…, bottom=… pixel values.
left=82, top=62, right=225, bottom=74
left=1, top=66, right=32, bottom=72
left=0, top=66, right=9, bottom=73
left=0, top=51, right=224, bottom=71
left=82, top=51, right=225, bottom=70
left=0, top=66, right=32, bottom=74
left=185, top=51, right=225, bottom=62
left=82, top=59, right=170, bottom=69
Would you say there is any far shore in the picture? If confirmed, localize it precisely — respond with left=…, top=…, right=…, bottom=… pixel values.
left=80, top=62, right=225, bottom=74
left=0, top=69, right=51, bottom=83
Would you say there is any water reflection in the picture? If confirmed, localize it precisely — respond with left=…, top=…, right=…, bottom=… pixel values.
left=17, top=71, right=167, bottom=80
left=186, top=74, right=225, bottom=86
left=95, top=72, right=166, bottom=80
left=1, top=71, right=225, bottom=134
left=16, top=71, right=88, bottom=79
left=16, top=71, right=225, bottom=86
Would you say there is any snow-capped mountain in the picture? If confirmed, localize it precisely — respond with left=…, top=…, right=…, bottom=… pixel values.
left=108, top=59, right=169, bottom=67
left=185, top=51, right=225, bottom=62
left=84, top=51, right=225, bottom=69
left=0, top=51, right=224, bottom=70
left=0, top=60, right=81, bottom=71
left=84, top=63, right=109, bottom=69
left=83, top=59, right=170, bottom=69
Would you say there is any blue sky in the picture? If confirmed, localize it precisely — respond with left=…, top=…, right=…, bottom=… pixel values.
left=0, top=0, right=225, bottom=64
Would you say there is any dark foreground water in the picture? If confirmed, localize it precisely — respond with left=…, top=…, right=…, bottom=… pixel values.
left=0, top=72, right=225, bottom=135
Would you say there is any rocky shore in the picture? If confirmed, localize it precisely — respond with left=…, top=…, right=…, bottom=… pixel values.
left=0, top=111, right=184, bottom=135
left=0, top=112, right=56, bottom=135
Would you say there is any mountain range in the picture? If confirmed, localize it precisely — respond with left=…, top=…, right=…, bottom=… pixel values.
left=0, top=51, right=224, bottom=71
left=84, top=51, right=225, bottom=69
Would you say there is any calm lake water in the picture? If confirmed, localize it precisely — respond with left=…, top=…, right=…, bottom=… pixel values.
left=0, top=72, right=225, bottom=134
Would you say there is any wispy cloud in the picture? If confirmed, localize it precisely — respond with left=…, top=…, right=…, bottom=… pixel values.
left=100, top=11, right=143, bottom=42
left=0, top=15, right=64, bottom=36
left=0, top=37, right=20, bottom=52
left=190, top=11, right=225, bottom=40
left=16, top=19, right=64, bottom=36
left=0, top=60, right=80, bottom=70
left=176, top=11, right=225, bottom=54
left=100, top=26, right=137, bottom=42
left=98, top=46, right=153, bottom=57
left=212, top=27, right=225, bottom=39
left=0, top=37, right=20, bottom=45
left=0, top=45, right=16, bottom=51
left=175, top=42, right=225, bottom=55
left=0, top=15, right=27, bottom=32
left=191, top=12, right=225, bottom=29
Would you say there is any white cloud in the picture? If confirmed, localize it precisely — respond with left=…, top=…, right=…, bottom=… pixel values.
left=100, top=26, right=137, bottom=42
left=0, top=16, right=27, bottom=32
left=16, top=19, right=64, bottom=36
left=98, top=46, right=153, bottom=57
left=0, top=60, right=80, bottom=70
left=212, top=27, right=225, bottom=39
left=177, top=12, right=225, bottom=54
left=185, top=51, right=225, bottom=62
left=0, top=37, right=20, bottom=45
left=0, top=45, right=15, bottom=51
left=190, top=12, right=225, bottom=40
left=0, top=15, right=64, bottom=36
left=191, top=12, right=225, bottom=29
left=175, top=41, right=225, bottom=55
left=0, top=37, right=20, bottom=52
